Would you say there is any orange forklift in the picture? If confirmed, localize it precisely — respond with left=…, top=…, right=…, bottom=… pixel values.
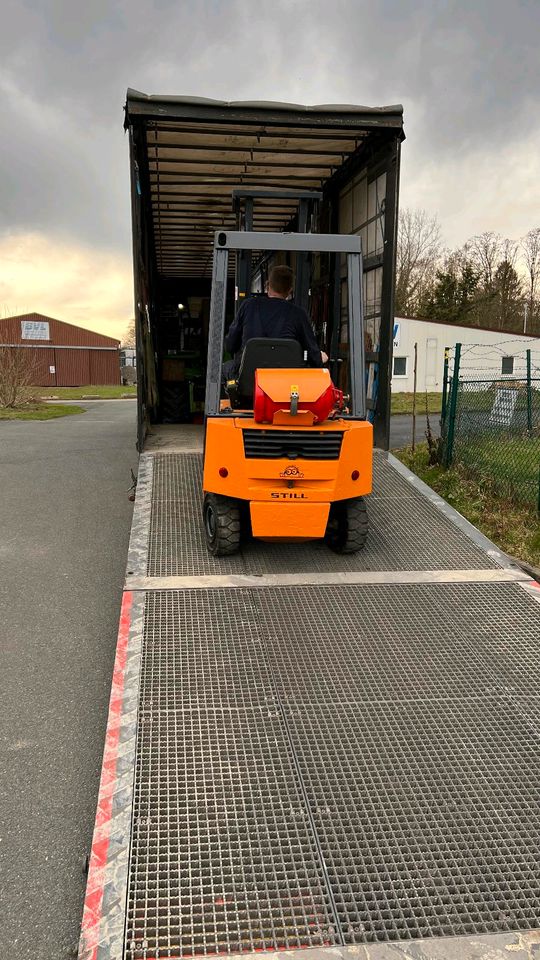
left=202, top=225, right=372, bottom=556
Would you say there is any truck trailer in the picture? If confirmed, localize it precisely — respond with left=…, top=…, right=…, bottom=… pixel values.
left=124, top=91, right=404, bottom=453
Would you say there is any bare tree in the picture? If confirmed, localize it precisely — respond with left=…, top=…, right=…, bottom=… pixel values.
left=466, top=232, right=503, bottom=291
left=503, top=237, right=519, bottom=269
left=0, top=348, right=39, bottom=408
left=521, top=227, right=540, bottom=330
left=395, top=208, right=442, bottom=316
left=122, top=319, right=136, bottom=349
left=0, top=304, right=24, bottom=319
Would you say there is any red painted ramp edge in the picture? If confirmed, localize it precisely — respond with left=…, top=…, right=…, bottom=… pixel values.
left=79, top=590, right=133, bottom=960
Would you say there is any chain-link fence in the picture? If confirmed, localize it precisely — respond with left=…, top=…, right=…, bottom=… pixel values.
left=442, top=340, right=540, bottom=510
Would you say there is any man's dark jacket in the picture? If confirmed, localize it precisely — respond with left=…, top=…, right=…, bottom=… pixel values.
left=224, top=295, right=322, bottom=375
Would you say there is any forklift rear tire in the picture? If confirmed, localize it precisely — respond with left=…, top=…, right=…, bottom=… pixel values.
left=203, top=494, right=241, bottom=556
left=325, top=496, right=368, bottom=554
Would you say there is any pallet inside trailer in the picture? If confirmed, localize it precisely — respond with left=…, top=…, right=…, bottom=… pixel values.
left=79, top=447, right=540, bottom=960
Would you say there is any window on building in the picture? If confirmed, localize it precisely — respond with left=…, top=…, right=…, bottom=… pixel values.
left=501, top=356, right=514, bottom=375
left=393, top=356, right=408, bottom=377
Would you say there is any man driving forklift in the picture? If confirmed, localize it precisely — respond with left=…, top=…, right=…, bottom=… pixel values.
left=224, top=265, right=328, bottom=375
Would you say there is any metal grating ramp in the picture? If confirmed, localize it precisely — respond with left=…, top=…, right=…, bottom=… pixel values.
left=146, top=454, right=499, bottom=576
left=127, top=591, right=336, bottom=958
left=125, top=582, right=540, bottom=956
left=285, top=697, right=540, bottom=944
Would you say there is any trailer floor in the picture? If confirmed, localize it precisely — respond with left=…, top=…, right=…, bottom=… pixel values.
left=79, top=445, right=540, bottom=960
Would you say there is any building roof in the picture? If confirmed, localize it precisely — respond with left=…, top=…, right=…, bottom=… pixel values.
left=396, top=315, right=539, bottom=340
left=0, top=313, right=120, bottom=348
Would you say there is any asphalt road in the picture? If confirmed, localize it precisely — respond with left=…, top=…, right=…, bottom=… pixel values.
left=389, top=412, right=441, bottom=449
left=0, top=400, right=136, bottom=959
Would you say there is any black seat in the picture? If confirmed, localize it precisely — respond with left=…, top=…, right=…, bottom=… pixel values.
left=229, top=338, right=305, bottom=408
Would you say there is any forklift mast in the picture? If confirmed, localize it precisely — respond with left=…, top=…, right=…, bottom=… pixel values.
left=232, top=189, right=322, bottom=313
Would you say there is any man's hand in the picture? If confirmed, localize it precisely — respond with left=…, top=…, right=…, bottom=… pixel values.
left=321, top=351, right=329, bottom=364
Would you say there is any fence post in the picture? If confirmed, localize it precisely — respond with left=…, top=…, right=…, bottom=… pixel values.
left=444, top=342, right=461, bottom=467
left=526, top=349, right=533, bottom=435
left=441, top=346, right=450, bottom=428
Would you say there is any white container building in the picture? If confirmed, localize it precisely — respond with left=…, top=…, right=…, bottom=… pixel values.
left=391, top=317, right=539, bottom=392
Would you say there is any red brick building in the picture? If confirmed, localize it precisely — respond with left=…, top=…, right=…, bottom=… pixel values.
left=0, top=313, right=121, bottom=386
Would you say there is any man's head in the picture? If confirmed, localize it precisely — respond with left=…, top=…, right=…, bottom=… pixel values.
left=267, top=265, right=294, bottom=299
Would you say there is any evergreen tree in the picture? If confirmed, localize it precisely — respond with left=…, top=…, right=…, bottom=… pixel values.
left=421, top=257, right=479, bottom=324
left=492, top=260, right=523, bottom=330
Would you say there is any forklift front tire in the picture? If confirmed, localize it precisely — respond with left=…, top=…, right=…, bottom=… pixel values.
left=325, top=496, right=368, bottom=554
left=203, top=494, right=241, bottom=556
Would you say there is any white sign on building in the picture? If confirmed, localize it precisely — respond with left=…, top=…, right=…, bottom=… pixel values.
left=21, top=320, right=50, bottom=340
left=393, top=321, right=400, bottom=348
left=489, top=388, right=518, bottom=427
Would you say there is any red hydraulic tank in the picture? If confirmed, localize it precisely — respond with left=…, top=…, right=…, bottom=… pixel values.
left=253, top=368, right=344, bottom=425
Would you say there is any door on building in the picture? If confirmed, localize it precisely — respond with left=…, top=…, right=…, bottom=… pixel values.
left=425, top=338, right=438, bottom=388
left=32, top=348, right=57, bottom=387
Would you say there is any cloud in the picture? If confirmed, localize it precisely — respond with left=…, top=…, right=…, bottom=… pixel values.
left=0, top=67, right=130, bottom=248
left=0, top=232, right=133, bottom=340
left=1, top=0, right=540, bottom=330
left=401, top=125, right=540, bottom=248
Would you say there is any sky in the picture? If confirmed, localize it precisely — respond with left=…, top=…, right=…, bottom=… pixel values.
left=1, top=0, right=539, bottom=340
